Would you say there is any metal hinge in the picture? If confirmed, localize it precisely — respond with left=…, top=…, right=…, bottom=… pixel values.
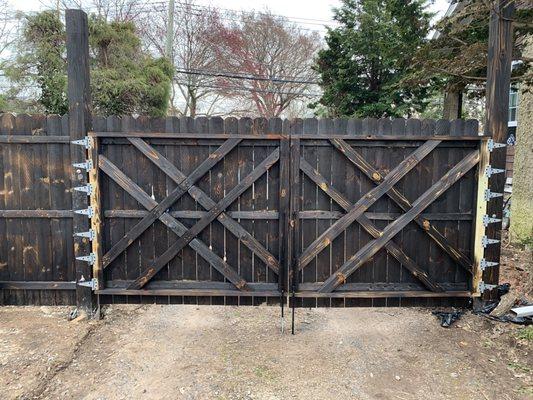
left=76, top=253, right=95, bottom=265
left=74, top=229, right=95, bottom=240
left=74, top=207, right=94, bottom=218
left=478, top=281, right=498, bottom=293
left=482, top=235, right=500, bottom=247
left=484, top=189, right=503, bottom=201
left=73, top=184, right=93, bottom=196
left=485, top=165, right=505, bottom=178
left=483, top=215, right=502, bottom=227
left=73, top=159, right=93, bottom=170
left=77, top=276, right=98, bottom=290
left=487, top=139, right=506, bottom=152
left=480, top=259, right=499, bottom=272
left=71, top=136, right=92, bottom=149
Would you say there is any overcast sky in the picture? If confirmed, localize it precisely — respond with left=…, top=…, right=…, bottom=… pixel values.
left=9, top=0, right=451, bottom=27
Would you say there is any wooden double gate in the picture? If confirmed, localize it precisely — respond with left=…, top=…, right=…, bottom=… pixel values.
left=86, top=117, right=487, bottom=306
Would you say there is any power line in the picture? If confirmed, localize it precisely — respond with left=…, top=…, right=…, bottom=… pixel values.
left=175, top=67, right=319, bottom=85
left=76, top=0, right=334, bottom=33
left=173, top=79, right=322, bottom=97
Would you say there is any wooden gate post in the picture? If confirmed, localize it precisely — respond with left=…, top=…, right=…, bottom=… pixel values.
left=483, top=0, right=515, bottom=299
left=66, top=9, right=95, bottom=314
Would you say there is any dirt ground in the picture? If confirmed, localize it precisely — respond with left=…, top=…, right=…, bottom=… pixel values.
left=1, top=304, right=532, bottom=400
left=2, top=241, right=532, bottom=400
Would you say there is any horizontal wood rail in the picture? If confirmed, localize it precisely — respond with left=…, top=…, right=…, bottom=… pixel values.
left=90, top=131, right=286, bottom=139
left=0, top=210, right=72, bottom=218
left=100, top=210, right=473, bottom=221
left=0, top=281, right=76, bottom=290
left=0, top=135, right=70, bottom=143
left=90, top=131, right=487, bottom=141
left=295, top=291, right=472, bottom=298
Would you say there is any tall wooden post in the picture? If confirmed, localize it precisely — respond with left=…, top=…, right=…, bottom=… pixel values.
left=66, top=9, right=95, bottom=314
left=483, top=0, right=515, bottom=299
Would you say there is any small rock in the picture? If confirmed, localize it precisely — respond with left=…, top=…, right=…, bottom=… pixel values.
left=395, top=375, right=401, bottom=381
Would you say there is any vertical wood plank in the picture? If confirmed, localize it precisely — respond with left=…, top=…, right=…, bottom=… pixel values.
left=238, top=117, right=253, bottom=306
left=2, top=114, right=20, bottom=304
left=316, top=118, right=333, bottom=307
left=251, top=117, right=268, bottom=305
left=344, top=119, right=363, bottom=307
left=330, top=118, right=347, bottom=307
left=179, top=117, right=196, bottom=304
left=224, top=117, right=239, bottom=306
left=166, top=116, right=183, bottom=305
left=301, top=118, right=317, bottom=308
left=290, top=118, right=302, bottom=309
left=90, top=118, right=104, bottom=291
left=276, top=117, right=289, bottom=304
left=209, top=116, right=225, bottom=305
left=47, top=115, right=70, bottom=304
left=195, top=116, right=211, bottom=305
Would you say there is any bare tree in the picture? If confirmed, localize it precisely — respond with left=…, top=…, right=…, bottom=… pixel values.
left=210, top=11, right=321, bottom=118
left=139, top=0, right=223, bottom=117
left=0, top=0, right=20, bottom=69
left=53, top=0, right=144, bottom=21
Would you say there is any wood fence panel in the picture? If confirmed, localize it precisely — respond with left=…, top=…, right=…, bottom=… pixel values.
left=0, top=113, right=75, bottom=305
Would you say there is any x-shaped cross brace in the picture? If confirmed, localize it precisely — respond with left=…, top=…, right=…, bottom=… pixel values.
left=99, top=139, right=280, bottom=291
left=330, top=138, right=474, bottom=274
left=300, top=158, right=445, bottom=292
left=318, top=150, right=480, bottom=292
left=298, top=140, right=441, bottom=271
left=99, top=155, right=250, bottom=291
left=129, top=147, right=280, bottom=289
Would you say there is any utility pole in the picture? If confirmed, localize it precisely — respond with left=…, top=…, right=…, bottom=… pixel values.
left=166, top=0, right=175, bottom=60
left=166, top=0, right=175, bottom=114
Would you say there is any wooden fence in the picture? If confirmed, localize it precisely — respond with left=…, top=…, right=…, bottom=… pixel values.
left=0, top=113, right=495, bottom=307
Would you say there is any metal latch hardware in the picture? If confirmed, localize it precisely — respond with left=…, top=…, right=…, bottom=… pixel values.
left=478, top=281, right=498, bottom=293
left=480, top=259, right=498, bottom=271
left=74, top=184, right=93, bottom=196
left=485, top=165, right=505, bottom=178
left=74, top=207, right=94, bottom=218
left=77, top=276, right=98, bottom=290
left=74, top=229, right=95, bottom=240
left=73, top=159, right=93, bottom=170
left=487, top=139, right=506, bottom=152
left=482, top=235, right=499, bottom=247
left=76, top=253, right=95, bottom=265
left=483, top=215, right=502, bottom=227
left=484, top=189, right=503, bottom=201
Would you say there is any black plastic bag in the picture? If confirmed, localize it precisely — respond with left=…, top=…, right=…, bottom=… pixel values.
left=432, top=310, right=463, bottom=327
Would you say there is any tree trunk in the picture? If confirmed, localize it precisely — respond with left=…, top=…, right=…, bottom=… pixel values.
left=442, top=85, right=463, bottom=120
left=510, top=36, right=533, bottom=244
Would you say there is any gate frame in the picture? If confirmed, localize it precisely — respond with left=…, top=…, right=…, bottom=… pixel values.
left=88, top=129, right=291, bottom=300
left=87, top=126, right=490, bottom=303
left=288, top=129, right=490, bottom=302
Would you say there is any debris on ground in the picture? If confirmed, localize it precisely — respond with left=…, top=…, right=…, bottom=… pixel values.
left=473, top=284, right=533, bottom=325
left=432, top=310, right=463, bottom=327
left=511, top=305, right=533, bottom=318
left=490, top=291, right=518, bottom=317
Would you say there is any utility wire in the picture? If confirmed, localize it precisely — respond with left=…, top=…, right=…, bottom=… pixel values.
left=175, top=67, right=319, bottom=85
left=173, top=79, right=322, bottom=97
